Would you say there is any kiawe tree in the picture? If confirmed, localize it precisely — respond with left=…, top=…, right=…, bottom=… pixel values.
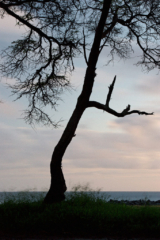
left=1, top=0, right=159, bottom=203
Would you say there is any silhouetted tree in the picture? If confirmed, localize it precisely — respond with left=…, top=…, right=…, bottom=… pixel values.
left=1, top=0, right=158, bottom=203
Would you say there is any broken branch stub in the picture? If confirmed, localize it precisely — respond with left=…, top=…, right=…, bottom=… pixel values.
left=106, top=75, right=116, bottom=107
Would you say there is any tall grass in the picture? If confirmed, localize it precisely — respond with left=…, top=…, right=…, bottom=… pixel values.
left=1, top=183, right=160, bottom=238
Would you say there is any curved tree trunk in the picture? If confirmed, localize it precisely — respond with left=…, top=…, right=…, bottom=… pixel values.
left=43, top=106, right=86, bottom=203
left=43, top=0, right=112, bottom=204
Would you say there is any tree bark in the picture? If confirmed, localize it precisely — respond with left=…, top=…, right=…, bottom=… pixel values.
left=43, top=0, right=112, bottom=204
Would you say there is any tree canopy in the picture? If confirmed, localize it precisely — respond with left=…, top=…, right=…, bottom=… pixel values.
left=0, top=0, right=159, bottom=126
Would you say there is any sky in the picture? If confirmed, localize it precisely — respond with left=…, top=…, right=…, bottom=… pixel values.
left=0, top=14, right=160, bottom=192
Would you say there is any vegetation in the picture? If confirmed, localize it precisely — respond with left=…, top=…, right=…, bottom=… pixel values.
left=1, top=184, right=160, bottom=238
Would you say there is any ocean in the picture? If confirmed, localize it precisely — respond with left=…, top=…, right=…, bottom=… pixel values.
left=1, top=191, right=160, bottom=204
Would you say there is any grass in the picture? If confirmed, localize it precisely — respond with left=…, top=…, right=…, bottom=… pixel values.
left=1, top=184, right=160, bottom=238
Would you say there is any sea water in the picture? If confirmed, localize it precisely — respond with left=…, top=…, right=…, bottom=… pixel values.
left=1, top=191, right=160, bottom=204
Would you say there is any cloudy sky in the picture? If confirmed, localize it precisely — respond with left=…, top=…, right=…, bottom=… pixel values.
left=0, top=13, right=160, bottom=193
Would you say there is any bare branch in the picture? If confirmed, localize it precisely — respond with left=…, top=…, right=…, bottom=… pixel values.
left=106, top=75, right=116, bottom=107
left=87, top=101, right=153, bottom=118
left=0, top=2, right=60, bottom=46
left=0, top=1, right=51, bottom=8
left=0, top=0, right=83, bottom=127
left=101, top=8, right=118, bottom=39
left=82, top=28, right=88, bottom=66
left=87, top=76, right=153, bottom=118
left=21, top=106, right=61, bottom=128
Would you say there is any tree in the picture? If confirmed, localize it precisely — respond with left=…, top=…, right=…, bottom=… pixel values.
left=0, top=0, right=159, bottom=203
